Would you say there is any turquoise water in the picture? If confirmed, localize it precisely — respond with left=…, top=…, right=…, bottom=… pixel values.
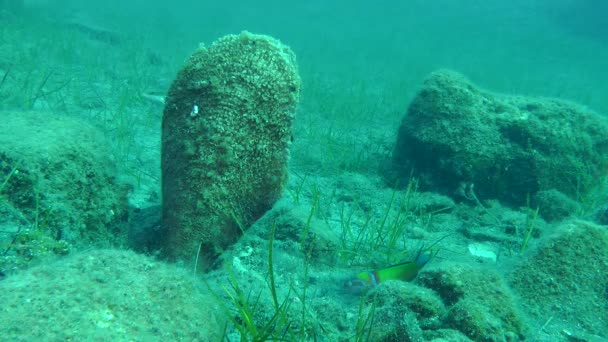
left=1, top=1, right=607, bottom=341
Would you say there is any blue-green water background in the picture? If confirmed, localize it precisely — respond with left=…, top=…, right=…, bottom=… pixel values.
left=45, top=0, right=608, bottom=121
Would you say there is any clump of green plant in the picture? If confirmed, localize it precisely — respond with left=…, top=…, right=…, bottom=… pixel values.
left=206, top=223, right=301, bottom=341
left=202, top=185, right=394, bottom=341
left=520, top=203, right=539, bottom=253
left=215, top=267, right=293, bottom=341
left=353, top=296, right=377, bottom=342
left=337, top=178, right=439, bottom=266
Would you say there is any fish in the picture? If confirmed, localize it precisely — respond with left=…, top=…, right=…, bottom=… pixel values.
left=141, top=92, right=166, bottom=105
left=342, top=248, right=435, bottom=294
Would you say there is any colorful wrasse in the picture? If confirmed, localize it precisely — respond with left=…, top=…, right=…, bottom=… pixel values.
left=343, top=249, right=434, bottom=294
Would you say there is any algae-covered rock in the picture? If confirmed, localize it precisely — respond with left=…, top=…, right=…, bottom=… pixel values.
left=418, top=263, right=526, bottom=341
left=391, top=70, right=608, bottom=208
left=509, top=220, right=608, bottom=337
left=532, top=189, right=581, bottom=222
left=366, top=280, right=446, bottom=341
left=161, top=32, right=300, bottom=268
left=0, top=249, right=224, bottom=340
left=372, top=280, right=446, bottom=326
left=0, top=112, right=128, bottom=271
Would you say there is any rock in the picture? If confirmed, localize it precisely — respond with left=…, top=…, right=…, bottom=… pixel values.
left=390, top=70, right=608, bottom=209
left=532, top=189, right=581, bottom=222
left=0, top=112, right=129, bottom=271
left=418, top=263, right=526, bottom=340
left=372, top=280, right=446, bottom=326
left=509, top=220, right=608, bottom=337
left=0, top=249, right=224, bottom=340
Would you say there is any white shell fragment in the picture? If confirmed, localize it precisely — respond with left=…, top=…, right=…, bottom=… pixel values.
left=468, top=243, right=497, bottom=263
left=190, top=104, right=199, bottom=117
